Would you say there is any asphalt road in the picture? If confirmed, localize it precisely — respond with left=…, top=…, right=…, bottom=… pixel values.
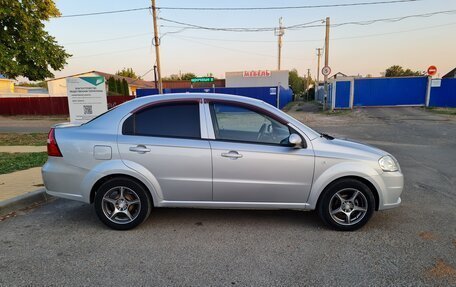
left=0, top=116, right=66, bottom=133
left=1, top=106, right=455, bottom=286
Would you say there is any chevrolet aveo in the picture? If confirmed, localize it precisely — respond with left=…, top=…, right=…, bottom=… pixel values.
left=42, top=93, right=403, bottom=231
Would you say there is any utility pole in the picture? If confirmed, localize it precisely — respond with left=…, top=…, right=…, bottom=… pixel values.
left=316, top=48, right=322, bottom=85
left=306, top=68, right=311, bottom=102
left=151, top=0, right=163, bottom=94
left=316, top=48, right=322, bottom=101
left=323, top=17, right=330, bottom=110
left=275, top=17, right=285, bottom=70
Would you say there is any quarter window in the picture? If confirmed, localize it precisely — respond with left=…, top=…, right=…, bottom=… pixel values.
left=123, top=103, right=200, bottom=139
left=210, top=102, right=291, bottom=145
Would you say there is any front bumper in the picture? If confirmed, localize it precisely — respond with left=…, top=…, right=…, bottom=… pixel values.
left=372, top=170, right=404, bottom=210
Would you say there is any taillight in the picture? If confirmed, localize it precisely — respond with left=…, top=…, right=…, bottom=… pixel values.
left=47, top=128, right=62, bottom=157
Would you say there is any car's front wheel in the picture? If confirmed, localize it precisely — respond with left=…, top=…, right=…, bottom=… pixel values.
left=94, top=177, right=152, bottom=230
left=317, top=178, right=375, bottom=231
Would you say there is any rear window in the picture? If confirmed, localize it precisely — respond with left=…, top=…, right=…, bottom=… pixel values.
left=122, top=103, right=200, bottom=139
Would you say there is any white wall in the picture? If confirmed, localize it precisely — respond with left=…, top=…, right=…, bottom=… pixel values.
left=225, top=70, right=289, bottom=89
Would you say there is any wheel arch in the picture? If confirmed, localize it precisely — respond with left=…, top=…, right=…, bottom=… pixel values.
left=307, top=162, right=383, bottom=211
left=315, top=175, right=380, bottom=211
left=90, top=174, right=154, bottom=205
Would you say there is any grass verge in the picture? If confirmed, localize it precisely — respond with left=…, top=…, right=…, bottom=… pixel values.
left=426, top=107, right=456, bottom=116
left=0, top=133, right=48, bottom=146
left=319, top=109, right=352, bottom=116
left=0, top=152, right=47, bottom=175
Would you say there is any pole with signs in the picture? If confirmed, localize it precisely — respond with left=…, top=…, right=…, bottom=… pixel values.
left=323, top=17, right=330, bottom=110
left=66, top=77, right=108, bottom=123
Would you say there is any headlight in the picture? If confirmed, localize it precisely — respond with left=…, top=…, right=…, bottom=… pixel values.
left=378, top=155, right=399, bottom=172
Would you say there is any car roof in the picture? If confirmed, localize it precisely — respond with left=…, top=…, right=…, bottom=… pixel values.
left=137, top=93, right=264, bottom=104
left=87, top=93, right=320, bottom=140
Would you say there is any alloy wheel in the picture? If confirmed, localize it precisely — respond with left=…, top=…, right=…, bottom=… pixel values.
left=101, top=186, right=141, bottom=224
left=329, top=188, right=368, bottom=226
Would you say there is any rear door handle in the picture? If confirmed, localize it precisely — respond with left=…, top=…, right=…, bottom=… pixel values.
left=221, top=151, right=243, bottom=159
left=129, top=145, right=151, bottom=154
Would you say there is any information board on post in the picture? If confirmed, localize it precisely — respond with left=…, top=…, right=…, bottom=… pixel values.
left=66, top=76, right=108, bottom=123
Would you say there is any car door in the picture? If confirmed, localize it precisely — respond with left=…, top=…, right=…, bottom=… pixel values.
left=207, top=101, right=314, bottom=203
left=118, top=100, right=213, bottom=201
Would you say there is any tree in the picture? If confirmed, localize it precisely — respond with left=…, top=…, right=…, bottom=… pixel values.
left=122, top=79, right=129, bottom=95
left=108, top=77, right=116, bottom=93
left=180, top=73, right=196, bottom=81
left=0, top=0, right=70, bottom=80
left=385, top=65, right=423, bottom=77
left=116, top=67, right=140, bottom=79
left=15, top=81, right=47, bottom=88
left=115, top=79, right=122, bottom=95
left=163, top=74, right=180, bottom=81
left=289, top=69, right=305, bottom=96
left=163, top=72, right=197, bottom=81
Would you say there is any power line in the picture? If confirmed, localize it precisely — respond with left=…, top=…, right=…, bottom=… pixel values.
left=159, top=9, right=456, bottom=33
left=55, top=0, right=422, bottom=18
left=167, top=34, right=308, bottom=62
left=62, top=33, right=150, bottom=45
left=158, top=20, right=456, bottom=45
left=59, top=18, right=456, bottom=47
left=157, top=0, right=422, bottom=11
left=70, top=46, right=151, bottom=59
left=58, top=7, right=150, bottom=18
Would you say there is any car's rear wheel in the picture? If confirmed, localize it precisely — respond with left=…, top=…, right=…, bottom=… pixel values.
left=317, top=178, right=375, bottom=231
left=94, top=177, right=151, bottom=230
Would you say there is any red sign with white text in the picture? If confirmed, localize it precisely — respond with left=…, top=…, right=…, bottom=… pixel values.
left=427, top=66, right=437, bottom=76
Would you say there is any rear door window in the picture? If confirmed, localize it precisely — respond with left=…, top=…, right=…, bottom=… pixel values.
left=123, top=103, right=201, bottom=139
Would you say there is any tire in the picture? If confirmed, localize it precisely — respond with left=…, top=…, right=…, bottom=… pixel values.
left=317, top=178, right=375, bottom=231
left=94, top=177, right=152, bottom=230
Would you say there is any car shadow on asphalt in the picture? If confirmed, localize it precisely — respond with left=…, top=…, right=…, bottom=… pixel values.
left=32, top=198, right=399, bottom=233
left=44, top=198, right=326, bottom=231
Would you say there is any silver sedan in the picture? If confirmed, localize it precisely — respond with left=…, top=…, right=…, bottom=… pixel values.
left=42, top=93, right=403, bottom=231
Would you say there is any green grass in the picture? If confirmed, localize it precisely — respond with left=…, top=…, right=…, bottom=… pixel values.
left=426, top=107, right=456, bottom=116
left=0, top=133, right=48, bottom=146
left=0, top=152, right=48, bottom=174
left=319, top=109, right=352, bottom=116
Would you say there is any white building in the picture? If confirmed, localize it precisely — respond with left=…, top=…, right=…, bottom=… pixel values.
left=47, top=71, right=156, bottom=97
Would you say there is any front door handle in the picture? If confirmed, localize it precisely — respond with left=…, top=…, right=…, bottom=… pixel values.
left=221, top=151, right=243, bottom=159
left=129, top=145, right=151, bottom=154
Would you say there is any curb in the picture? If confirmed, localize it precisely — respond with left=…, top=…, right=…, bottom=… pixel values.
left=0, top=188, right=53, bottom=216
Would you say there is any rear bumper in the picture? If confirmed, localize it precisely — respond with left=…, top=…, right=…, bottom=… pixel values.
left=41, top=157, right=89, bottom=203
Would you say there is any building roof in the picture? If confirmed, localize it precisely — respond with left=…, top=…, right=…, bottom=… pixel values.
left=329, top=72, right=347, bottom=79
left=47, top=70, right=156, bottom=88
left=442, top=67, right=456, bottom=78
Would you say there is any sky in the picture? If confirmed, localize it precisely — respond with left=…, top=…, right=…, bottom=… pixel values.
left=44, top=0, right=456, bottom=81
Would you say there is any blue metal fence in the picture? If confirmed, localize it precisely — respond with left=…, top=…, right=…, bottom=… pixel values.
left=430, top=78, right=456, bottom=108
left=353, top=77, right=428, bottom=107
left=335, top=81, right=351, bottom=109
left=136, top=86, right=294, bottom=109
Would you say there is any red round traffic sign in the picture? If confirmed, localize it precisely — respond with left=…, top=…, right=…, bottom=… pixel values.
left=427, top=65, right=437, bottom=76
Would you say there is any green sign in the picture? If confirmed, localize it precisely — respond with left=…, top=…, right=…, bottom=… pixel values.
left=191, top=77, right=214, bottom=83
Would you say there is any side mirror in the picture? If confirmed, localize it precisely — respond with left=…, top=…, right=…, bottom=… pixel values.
left=288, top=133, right=302, bottom=148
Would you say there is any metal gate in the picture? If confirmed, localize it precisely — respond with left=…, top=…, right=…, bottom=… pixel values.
left=353, top=76, right=428, bottom=107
